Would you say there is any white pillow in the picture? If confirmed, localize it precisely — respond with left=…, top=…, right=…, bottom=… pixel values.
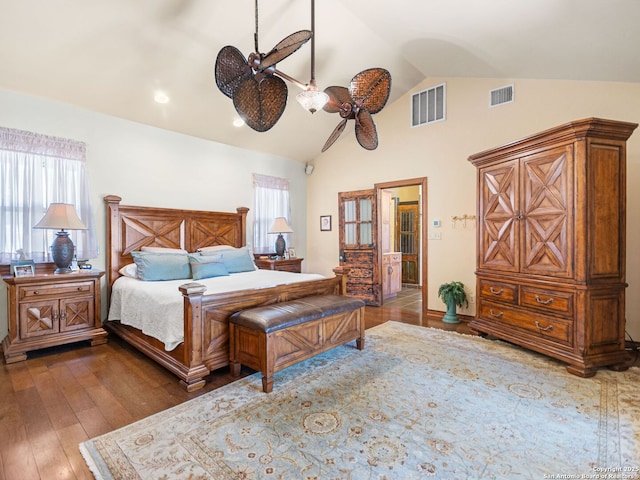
left=118, top=263, right=138, bottom=278
left=141, top=246, right=188, bottom=254
left=197, top=245, right=236, bottom=253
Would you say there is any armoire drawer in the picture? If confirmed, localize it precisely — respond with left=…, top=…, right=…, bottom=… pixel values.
left=478, top=279, right=517, bottom=305
left=520, top=287, right=573, bottom=317
left=478, top=302, right=573, bottom=346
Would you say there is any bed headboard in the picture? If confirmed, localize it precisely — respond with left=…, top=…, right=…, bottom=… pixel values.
left=104, top=195, right=249, bottom=287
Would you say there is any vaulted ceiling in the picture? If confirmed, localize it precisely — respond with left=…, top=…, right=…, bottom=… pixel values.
left=2, top=0, right=639, bottom=163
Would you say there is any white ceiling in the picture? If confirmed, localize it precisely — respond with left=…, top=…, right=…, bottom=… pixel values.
left=2, top=0, right=639, bottom=163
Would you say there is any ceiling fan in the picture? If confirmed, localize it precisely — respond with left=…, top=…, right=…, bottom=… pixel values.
left=214, top=0, right=392, bottom=152
left=321, top=68, right=392, bottom=152
left=214, top=2, right=311, bottom=132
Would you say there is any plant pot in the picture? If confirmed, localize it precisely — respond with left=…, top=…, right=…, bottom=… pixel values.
left=442, top=301, right=460, bottom=324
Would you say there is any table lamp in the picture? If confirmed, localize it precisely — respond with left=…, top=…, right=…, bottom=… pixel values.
left=268, top=217, right=293, bottom=258
left=34, top=203, right=88, bottom=273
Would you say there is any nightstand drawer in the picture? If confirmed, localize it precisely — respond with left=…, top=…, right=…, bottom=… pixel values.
left=254, top=258, right=303, bottom=273
left=19, top=281, right=94, bottom=300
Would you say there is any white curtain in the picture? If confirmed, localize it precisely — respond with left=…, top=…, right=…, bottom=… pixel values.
left=252, top=173, right=291, bottom=253
left=0, top=127, right=98, bottom=263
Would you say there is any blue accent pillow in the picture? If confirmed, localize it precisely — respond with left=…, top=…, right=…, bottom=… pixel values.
left=201, top=246, right=256, bottom=273
left=188, top=254, right=229, bottom=280
left=130, top=251, right=191, bottom=281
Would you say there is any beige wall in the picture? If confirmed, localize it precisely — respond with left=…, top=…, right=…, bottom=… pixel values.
left=2, top=78, right=639, bottom=341
left=0, top=89, right=308, bottom=335
left=306, top=77, right=640, bottom=338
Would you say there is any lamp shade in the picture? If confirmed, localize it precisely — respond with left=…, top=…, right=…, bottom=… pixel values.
left=33, top=203, right=88, bottom=231
left=268, top=217, right=292, bottom=258
left=268, top=217, right=293, bottom=234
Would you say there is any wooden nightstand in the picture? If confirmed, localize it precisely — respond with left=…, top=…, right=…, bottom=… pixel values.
left=2, top=270, right=107, bottom=363
left=254, top=257, right=303, bottom=273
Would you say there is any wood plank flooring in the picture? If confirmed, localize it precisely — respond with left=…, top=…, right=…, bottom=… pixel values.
left=0, top=304, right=635, bottom=480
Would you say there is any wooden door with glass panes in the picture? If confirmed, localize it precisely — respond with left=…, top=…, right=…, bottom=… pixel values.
left=397, top=202, right=419, bottom=284
left=338, top=189, right=380, bottom=305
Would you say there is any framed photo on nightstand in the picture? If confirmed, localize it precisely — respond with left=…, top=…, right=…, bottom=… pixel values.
left=10, top=259, right=35, bottom=276
left=288, top=248, right=296, bottom=258
left=14, top=264, right=35, bottom=277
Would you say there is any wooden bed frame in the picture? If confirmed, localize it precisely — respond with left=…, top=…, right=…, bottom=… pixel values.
left=104, top=195, right=347, bottom=391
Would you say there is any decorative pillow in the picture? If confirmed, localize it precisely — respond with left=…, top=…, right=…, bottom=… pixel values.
left=197, top=245, right=235, bottom=253
left=118, top=263, right=138, bottom=278
left=141, top=246, right=188, bottom=254
left=188, top=254, right=229, bottom=280
left=131, top=251, right=191, bottom=281
left=215, top=246, right=257, bottom=273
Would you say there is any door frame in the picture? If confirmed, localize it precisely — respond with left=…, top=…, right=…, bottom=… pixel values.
left=375, top=177, right=428, bottom=313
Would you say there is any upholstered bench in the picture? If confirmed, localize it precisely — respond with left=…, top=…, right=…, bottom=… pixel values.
left=229, top=294, right=366, bottom=393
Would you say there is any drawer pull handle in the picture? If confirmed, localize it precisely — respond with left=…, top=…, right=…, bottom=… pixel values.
left=489, top=287, right=504, bottom=295
left=33, top=291, right=39, bottom=295
left=535, top=321, right=554, bottom=332
left=489, top=309, right=503, bottom=318
left=535, top=295, right=554, bottom=305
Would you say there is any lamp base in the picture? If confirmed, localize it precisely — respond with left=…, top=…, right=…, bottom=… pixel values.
left=275, top=234, right=286, bottom=258
left=52, top=231, right=75, bottom=274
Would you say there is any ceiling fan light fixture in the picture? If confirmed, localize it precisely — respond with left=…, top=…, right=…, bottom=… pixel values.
left=296, top=84, right=329, bottom=114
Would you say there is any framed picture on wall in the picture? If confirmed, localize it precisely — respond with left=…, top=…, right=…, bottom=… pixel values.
left=320, top=215, right=332, bottom=231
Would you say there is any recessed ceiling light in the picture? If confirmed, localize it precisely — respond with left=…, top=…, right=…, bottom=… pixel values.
left=233, top=118, right=245, bottom=127
left=154, top=92, right=170, bottom=104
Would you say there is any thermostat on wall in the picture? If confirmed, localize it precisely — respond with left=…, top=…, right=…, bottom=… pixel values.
left=432, top=219, right=441, bottom=228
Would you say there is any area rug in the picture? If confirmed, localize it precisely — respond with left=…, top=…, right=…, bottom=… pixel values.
left=80, top=321, right=640, bottom=479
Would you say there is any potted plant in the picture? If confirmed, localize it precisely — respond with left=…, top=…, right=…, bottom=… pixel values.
left=437, top=281, right=469, bottom=324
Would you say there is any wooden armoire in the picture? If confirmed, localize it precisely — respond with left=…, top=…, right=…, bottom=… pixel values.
left=468, top=118, right=637, bottom=377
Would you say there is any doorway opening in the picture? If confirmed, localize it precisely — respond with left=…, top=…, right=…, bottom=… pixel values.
left=375, top=178, right=428, bottom=314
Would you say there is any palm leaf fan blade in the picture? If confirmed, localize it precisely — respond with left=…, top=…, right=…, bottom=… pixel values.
left=233, top=76, right=288, bottom=132
left=322, top=119, right=348, bottom=152
left=350, top=68, right=392, bottom=114
left=260, top=30, right=312, bottom=70
left=215, top=46, right=252, bottom=98
left=354, top=109, right=378, bottom=150
left=322, top=86, right=352, bottom=114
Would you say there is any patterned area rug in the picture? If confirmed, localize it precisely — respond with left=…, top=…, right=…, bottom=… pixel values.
left=80, top=322, right=640, bottom=479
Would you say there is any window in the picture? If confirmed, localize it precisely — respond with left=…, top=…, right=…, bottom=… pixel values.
left=411, top=83, right=446, bottom=127
left=252, top=173, right=291, bottom=253
left=0, top=127, right=97, bottom=264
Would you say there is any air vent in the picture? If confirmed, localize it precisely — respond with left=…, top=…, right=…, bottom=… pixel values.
left=411, top=83, right=446, bottom=127
left=490, top=85, right=514, bottom=107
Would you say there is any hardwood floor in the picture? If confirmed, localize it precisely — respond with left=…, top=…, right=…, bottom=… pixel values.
left=0, top=304, right=634, bottom=480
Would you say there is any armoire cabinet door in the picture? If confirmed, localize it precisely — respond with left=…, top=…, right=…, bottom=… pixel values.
left=478, top=159, right=519, bottom=272
left=520, top=145, right=573, bottom=278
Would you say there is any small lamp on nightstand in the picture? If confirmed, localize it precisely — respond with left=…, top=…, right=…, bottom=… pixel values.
left=34, top=203, right=88, bottom=274
left=268, top=217, right=293, bottom=258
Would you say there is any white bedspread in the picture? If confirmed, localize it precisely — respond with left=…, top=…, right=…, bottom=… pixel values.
left=107, top=269, right=326, bottom=351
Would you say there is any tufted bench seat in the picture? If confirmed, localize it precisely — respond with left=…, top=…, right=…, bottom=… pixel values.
left=229, top=294, right=366, bottom=392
